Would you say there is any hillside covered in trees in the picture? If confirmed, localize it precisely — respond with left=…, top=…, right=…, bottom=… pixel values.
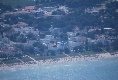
left=1, top=0, right=118, bottom=30
left=0, top=0, right=118, bottom=59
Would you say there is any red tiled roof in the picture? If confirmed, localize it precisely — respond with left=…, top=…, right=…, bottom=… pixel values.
left=0, top=50, right=17, bottom=53
left=12, top=22, right=28, bottom=27
left=0, top=48, right=21, bottom=54
left=3, top=10, right=35, bottom=15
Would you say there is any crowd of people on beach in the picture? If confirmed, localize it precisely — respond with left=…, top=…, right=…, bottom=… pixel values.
left=0, top=52, right=118, bottom=70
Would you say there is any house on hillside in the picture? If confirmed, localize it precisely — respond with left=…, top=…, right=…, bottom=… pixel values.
left=22, top=6, right=36, bottom=12
left=85, top=7, right=102, bottom=14
left=13, top=27, right=39, bottom=36
left=40, top=35, right=55, bottom=46
left=24, top=6, right=36, bottom=10
left=67, top=32, right=76, bottom=37
left=45, top=35, right=54, bottom=41
left=48, top=43, right=58, bottom=51
left=47, top=41, right=69, bottom=52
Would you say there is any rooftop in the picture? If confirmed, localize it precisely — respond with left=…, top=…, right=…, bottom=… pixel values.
left=24, top=6, right=36, bottom=10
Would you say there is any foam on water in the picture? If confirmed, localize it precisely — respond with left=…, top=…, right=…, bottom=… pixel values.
left=0, top=57, right=118, bottom=80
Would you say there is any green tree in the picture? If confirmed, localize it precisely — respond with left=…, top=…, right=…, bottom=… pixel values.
left=112, top=39, right=118, bottom=50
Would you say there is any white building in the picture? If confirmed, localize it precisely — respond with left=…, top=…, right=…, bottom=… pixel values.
left=13, top=27, right=39, bottom=36
left=45, top=35, right=54, bottom=40
left=67, top=32, right=76, bottom=37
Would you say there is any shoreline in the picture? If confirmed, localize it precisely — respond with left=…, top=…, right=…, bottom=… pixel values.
left=0, top=52, right=118, bottom=70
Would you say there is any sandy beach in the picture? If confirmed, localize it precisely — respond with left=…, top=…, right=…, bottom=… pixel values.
left=0, top=52, right=118, bottom=70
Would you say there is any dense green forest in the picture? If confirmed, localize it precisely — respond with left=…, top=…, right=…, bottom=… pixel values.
left=0, top=0, right=107, bottom=7
left=1, top=0, right=118, bottom=32
left=0, top=0, right=118, bottom=57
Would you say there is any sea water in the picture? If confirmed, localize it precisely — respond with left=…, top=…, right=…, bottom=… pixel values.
left=0, top=57, right=118, bottom=80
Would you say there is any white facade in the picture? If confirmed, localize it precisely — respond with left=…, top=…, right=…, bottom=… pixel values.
left=67, top=32, right=76, bottom=37
left=45, top=35, right=54, bottom=40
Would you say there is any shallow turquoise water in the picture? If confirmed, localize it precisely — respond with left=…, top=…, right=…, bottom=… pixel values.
left=0, top=57, right=118, bottom=80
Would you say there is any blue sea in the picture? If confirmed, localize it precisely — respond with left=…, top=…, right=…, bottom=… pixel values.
left=0, top=57, right=118, bottom=80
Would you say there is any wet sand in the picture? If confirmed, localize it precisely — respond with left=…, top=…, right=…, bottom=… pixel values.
left=0, top=52, right=118, bottom=70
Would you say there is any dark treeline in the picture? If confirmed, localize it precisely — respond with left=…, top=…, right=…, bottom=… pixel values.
left=0, top=3, right=13, bottom=13
left=1, top=0, right=118, bottom=32
left=38, top=0, right=106, bottom=7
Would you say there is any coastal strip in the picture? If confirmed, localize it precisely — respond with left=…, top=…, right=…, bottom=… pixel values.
left=0, top=52, right=118, bottom=70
